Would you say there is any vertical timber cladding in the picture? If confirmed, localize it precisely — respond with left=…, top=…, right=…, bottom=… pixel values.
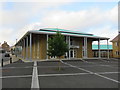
left=32, top=34, right=35, bottom=59
left=28, top=35, right=30, bottom=59
left=32, top=34, right=41, bottom=60
left=22, top=40, right=24, bottom=58
left=112, top=42, right=116, bottom=58
left=39, top=34, right=47, bottom=59
left=87, top=38, right=93, bottom=58
left=32, top=34, right=37, bottom=59
left=73, top=37, right=83, bottom=58
left=32, top=34, right=47, bottom=60
left=23, top=38, right=26, bottom=59
left=34, top=34, right=36, bottom=59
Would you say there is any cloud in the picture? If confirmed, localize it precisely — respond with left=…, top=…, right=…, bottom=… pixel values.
left=0, top=28, right=15, bottom=45
left=16, top=5, right=118, bottom=45
left=0, top=2, right=74, bottom=28
left=0, top=0, right=74, bottom=2
left=106, top=5, right=118, bottom=23
left=89, top=26, right=118, bottom=45
left=16, top=22, right=42, bottom=40
left=0, top=0, right=118, bottom=2
left=40, top=5, right=118, bottom=31
left=0, top=2, right=118, bottom=46
left=0, top=2, right=72, bottom=45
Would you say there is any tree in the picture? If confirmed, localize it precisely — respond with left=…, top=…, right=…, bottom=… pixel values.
left=47, top=31, right=69, bottom=70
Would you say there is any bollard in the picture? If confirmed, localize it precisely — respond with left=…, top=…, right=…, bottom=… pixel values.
left=10, top=57, right=12, bottom=63
left=1, top=59, right=3, bottom=67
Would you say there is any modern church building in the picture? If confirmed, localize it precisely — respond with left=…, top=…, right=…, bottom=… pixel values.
left=15, top=28, right=110, bottom=60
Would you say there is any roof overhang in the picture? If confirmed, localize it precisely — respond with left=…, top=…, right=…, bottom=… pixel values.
left=15, top=30, right=109, bottom=46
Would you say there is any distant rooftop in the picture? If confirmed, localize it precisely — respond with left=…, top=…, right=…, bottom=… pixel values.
left=92, top=45, right=112, bottom=50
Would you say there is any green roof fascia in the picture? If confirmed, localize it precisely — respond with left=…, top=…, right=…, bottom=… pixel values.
left=41, top=28, right=93, bottom=36
left=39, top=29, right=94, bottom=36
left=92, top=45, right=112, bottom=50
left=32, top=30, right=108, bottom=39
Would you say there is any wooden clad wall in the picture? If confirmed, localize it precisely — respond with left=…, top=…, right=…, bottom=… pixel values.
left=21, top=34, right=94, bottom=60
left=87, top=38, right=93, bottom=58
left=32, top=34, right=35, bottom=59
left=75, top=37, right=83, bottom=58
left=22, top=38, right=26, bottom=59
left=32, top=34, right=47, bottom=60
left=39, top=34, right=47, bottom=59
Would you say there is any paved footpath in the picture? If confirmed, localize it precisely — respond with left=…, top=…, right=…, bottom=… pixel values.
left=0, top=55, right=20, bottom=67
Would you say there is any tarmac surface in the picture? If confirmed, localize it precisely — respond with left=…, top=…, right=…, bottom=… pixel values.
left=0, top=58, right=119, bottom=89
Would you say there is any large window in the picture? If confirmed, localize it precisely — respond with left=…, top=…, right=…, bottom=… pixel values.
left=14, top=46, right=22, bottom=56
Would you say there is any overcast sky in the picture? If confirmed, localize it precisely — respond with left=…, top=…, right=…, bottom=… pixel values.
left=0, top=0, right=119, bottom=46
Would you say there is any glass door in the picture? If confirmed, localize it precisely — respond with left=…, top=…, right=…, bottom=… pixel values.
left=70, top=49, right=74, bottom=58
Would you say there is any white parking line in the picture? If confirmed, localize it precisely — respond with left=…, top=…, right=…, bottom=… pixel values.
left=1, top=71, right=119, bottom=79
left=38, top=72, right=119, bottom=77
left=0, top=75, right=32, bottom=79
left=80, top=59, right=118, bottom=69
left=98, top=72, right=119, bottom=74
left=0, top=66, right=33, bottom=69
left=60, top=60, right=120, bottom=83
left=38, top=73, right=90, bottom=77
left=31, top=61, right=39, bottom=89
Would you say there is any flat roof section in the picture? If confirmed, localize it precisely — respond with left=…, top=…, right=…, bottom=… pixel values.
left=40, top=28, right=93, bottom=36
left=30, top=28, right=109, bottom=39
left=15, top=28, right=110, bottom=45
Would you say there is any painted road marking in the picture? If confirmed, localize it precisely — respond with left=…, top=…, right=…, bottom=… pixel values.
left=60, top=60, right=120, bottom=83
left=0, top=66, right=33, bottom=69
left=38, top=73, right=90, bottom=77
left=38, top=72, right=119, bottom=77
left=0, top=75, right=32, bottom=79
left=0, top=71, right=119, bottom=78
left=98, top=72, right=119, bottom=74
left=80, top=59, right=118, bottom=69
left=31, top=61, right=39, bottom=89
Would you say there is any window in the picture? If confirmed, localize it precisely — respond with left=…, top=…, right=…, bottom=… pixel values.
left=115, top=42, right=118, bottom=46
left=115, top=51, right=120, bottom=56
left=118, top=51, right=120, bottom=55
left=70, top=38, right=73, bottom=45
